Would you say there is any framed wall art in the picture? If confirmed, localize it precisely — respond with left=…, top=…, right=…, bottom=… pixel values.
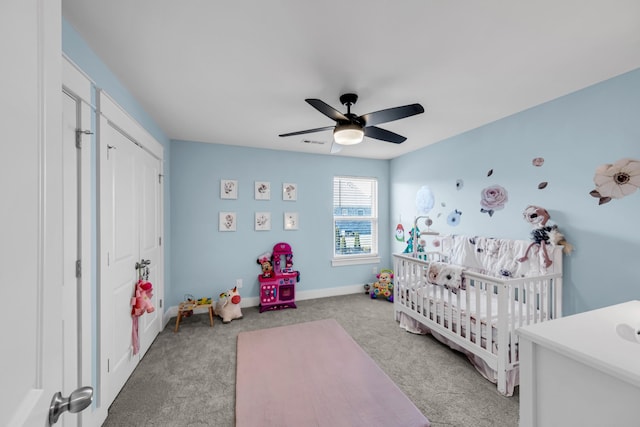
left=282, top=182, right=297, bottom=201
left=219, top=212, right=237, bottom=231
left=255, top=212, right=271, bottom=231
left=284, top=212, right=298, bottom=230
left=254, top=181, right=271, bottom=200
left=220, top=179, right=238, bottom=199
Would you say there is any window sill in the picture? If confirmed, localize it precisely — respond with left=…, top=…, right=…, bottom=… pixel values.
left=331, top=256, right=380, bottom=267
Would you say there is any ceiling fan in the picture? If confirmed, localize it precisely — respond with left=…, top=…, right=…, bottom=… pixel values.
left=279, top=93, right=425, bottom=145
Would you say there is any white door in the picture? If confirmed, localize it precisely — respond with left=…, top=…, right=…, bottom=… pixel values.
left=99, top=92, right=164, bottom=408
left=0, top=1, right=93, bottom=426
left=136, top=148, right=163, bottom=355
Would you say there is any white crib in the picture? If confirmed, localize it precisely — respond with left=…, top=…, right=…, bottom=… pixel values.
left=393, top=235, right=563, bottom=396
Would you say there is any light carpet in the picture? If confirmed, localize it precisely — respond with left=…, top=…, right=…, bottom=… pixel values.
left=236, top=318, right=431, bottom=427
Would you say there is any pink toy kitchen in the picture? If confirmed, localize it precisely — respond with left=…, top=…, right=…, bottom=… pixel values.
left=257, top=242, right=300, bottom=313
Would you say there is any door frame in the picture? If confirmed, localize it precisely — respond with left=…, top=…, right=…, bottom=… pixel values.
left=62, top=55, right=97, bottom=426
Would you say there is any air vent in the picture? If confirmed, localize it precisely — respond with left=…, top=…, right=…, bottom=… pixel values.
left=301, top=139, right=326, bottom=145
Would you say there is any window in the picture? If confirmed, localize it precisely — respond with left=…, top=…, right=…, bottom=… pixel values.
left=332, top=176, right=379, bottom=266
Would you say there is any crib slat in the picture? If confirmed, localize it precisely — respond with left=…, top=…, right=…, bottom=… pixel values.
left=392, top=249, right=563, bottom=397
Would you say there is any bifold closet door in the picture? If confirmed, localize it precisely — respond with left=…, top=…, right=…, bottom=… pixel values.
left=99, top=95, right=163, bottom=407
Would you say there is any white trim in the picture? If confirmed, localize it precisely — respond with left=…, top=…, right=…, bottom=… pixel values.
left=164, top=284, right=366, bottom=324
left=62, top=55, right=100, bottom=427
left=97, top=90, right=164, bottom=160
left=332, top=256, right=381, bottom=267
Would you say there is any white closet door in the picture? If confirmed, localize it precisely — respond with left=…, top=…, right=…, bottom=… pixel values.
left=99, top=91, right=164, bottom=408
left=137, top=150, right=163, bottom=355
left=100, top=120, right=141, bottom=406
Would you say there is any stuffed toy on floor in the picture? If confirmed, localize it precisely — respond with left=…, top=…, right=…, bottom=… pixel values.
left=370, top=269, right=394, bottom=302
left=215, top=286, right=243, bottom=323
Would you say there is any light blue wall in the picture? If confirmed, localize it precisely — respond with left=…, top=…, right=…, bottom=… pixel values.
left=62, top=16, right=640, bottom=317
left=391, top=68, right=640, bottom=316
left=62, top=19, right=173, bottom=305
left=170, top=141, right=390, bottom=306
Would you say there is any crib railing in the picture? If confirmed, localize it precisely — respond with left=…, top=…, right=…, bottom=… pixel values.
left=393, top=252, right=563, bottom=395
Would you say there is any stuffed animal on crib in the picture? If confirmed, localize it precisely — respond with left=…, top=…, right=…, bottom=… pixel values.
left=256, top=252, right=274, bottom=278
left=370, top=269, right=394, bottom=302
left=214, top=286, right=243, bottom=323
left=517, top=205, right=572, bottom=268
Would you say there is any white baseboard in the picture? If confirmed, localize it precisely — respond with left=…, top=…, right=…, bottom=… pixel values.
left=163, top=284, right=366, bottom=327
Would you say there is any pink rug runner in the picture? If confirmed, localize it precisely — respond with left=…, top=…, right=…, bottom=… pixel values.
left=236, top=318, right=430, bottom=427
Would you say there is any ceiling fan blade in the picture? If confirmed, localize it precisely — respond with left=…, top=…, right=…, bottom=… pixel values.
left=305, top=99, right=348, bottom=122
left=364, top=126, right=407, bottom=144
left=360, top=103, right=424, bottom=127
left=279, top=125, right=335, bottom=137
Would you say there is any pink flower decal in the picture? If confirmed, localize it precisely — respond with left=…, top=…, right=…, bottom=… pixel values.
left=590, top=158, right=640, bottom=205
left=480, top=185, right=509, bottom=217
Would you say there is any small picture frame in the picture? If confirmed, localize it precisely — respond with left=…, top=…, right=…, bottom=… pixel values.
left=219, top=212, right=237, bottom=231
left=283, top=183, right=297, bottom=201
left=255, top=212, right=271, bottom=231
left=284, top=212, right=298, bottom=230
left=254, top=181, right=271, bottom=200
left=220, top=179, right=238, bottom=199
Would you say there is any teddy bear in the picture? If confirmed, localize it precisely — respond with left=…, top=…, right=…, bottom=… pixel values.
left=215, top=286, right=243, bottom=323
left=370, top=269, right=394, bottom=302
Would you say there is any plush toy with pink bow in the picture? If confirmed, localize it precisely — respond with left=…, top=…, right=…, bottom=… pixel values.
left=215, top=286, right=243, bottom=323
left=131, top=279, right=154, bottom=355
left=131, top=279, right=155, bottom=317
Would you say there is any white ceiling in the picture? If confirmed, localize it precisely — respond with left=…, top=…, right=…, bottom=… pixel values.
left=62, top=1, right=640, bottom=160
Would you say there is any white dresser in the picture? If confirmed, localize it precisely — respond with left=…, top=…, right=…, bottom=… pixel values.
left=517, top=300, right=640, bottom=427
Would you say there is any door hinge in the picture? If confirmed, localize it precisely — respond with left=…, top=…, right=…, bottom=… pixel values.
left=158, top=174, right=164, bottom=184
left=107, top=359, right=110, bottom=373
left=75, top=260, right=82, bottom=278
left=159, top=236, right=162, bottom=246
left=75, top=129, right=93, bottom=148
left=159, top=299, right=163, bottom=309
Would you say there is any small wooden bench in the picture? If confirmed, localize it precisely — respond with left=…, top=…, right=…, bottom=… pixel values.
left=174, top=301, right=214, bottom=332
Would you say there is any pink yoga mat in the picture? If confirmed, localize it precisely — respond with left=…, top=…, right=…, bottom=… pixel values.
left=236, top=318, right=430, bottom=427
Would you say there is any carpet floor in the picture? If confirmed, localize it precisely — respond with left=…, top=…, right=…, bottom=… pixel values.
left=103, top=293, right=519, bottom=427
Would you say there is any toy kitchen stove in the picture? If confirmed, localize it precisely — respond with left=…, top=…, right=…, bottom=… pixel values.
left=258, top=242, right=300, bottom=313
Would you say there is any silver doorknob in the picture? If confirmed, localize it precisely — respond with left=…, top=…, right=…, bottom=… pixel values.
left=48, top=386, right=93, bottom=425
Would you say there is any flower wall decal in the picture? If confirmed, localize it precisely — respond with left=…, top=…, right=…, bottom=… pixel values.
left=447, top=209, right=462, bottom=226
left=590, top=158, right=640, bottom=205
left=480, top=185, right=509, bottom=217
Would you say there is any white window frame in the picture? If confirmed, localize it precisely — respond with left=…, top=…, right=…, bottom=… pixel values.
left=332, top=176, right=380, bottom=266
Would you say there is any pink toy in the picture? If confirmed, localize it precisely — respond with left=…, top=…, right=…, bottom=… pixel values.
left=257, top=251, right=274, bottom=278
left=131, top=279, right=154, bottom=354
left=131, top=279, right=155, bottom=317
left=258, top=242, right=299, bottom=312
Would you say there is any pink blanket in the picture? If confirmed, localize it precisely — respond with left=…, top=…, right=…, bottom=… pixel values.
left=236, top=319, right=430, bottom=427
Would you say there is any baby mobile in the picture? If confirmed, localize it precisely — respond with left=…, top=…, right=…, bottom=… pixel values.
left=401, top=185, right=435, bottom=254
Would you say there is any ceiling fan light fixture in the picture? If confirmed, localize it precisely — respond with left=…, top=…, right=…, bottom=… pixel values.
left=333, top=123, right=364, bottom=145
